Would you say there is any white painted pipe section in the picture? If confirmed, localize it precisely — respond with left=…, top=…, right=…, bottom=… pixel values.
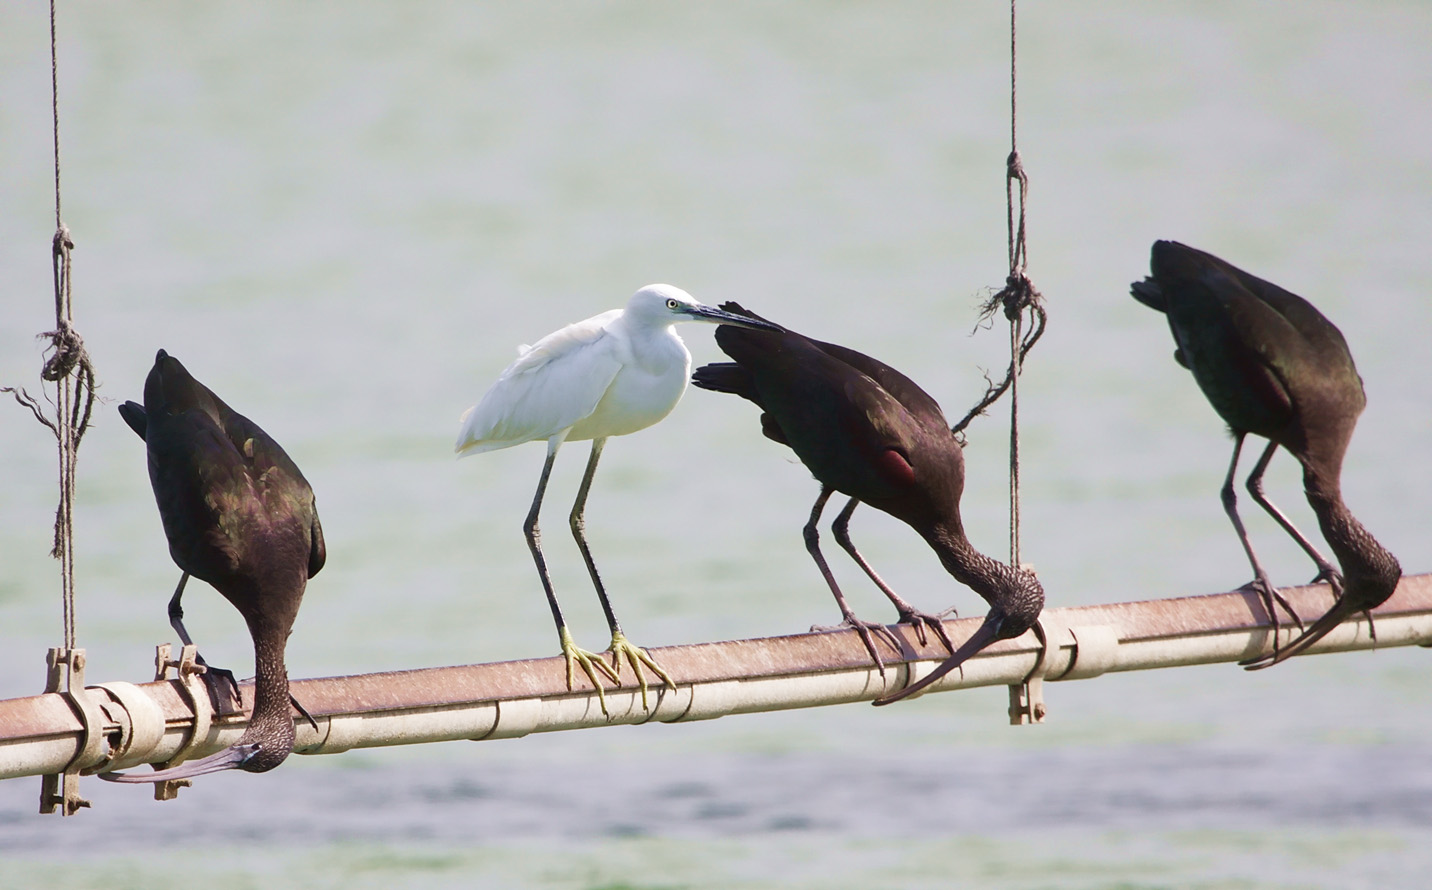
left=1, top=574, right=1429, bottom=783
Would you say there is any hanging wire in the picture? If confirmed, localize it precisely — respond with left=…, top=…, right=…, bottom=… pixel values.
left=949, top=0, right=1046, bottom=566
left=2, top=0, right=97, bottom=652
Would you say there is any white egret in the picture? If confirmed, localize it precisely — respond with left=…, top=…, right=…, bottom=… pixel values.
left=456, top=284, right=780, bottom=714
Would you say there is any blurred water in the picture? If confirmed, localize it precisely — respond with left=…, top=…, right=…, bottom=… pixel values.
left=2, top=2, right=1431, bottom=888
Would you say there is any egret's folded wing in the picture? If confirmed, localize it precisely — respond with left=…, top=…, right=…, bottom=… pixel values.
left=457, top=315, right=623, bottom=453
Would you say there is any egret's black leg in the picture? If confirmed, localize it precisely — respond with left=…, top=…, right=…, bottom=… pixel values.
left=526, top=440, right=618, bottom=713
left=1221, top=435, right=1302, bottom=664
left=570, top=437, right=674, bottom=711
left=831, top=496, right=955, bottom=654
left=166, top=572, right=244, bottom=717
left=804, top=487, right=901, bottom=676
left=570, top=438, right=616, bottom=634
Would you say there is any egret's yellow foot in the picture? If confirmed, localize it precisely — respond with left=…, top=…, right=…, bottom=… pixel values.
left=559, top=626, right=621, bottom=716
left=606, top=631, right=677, bottom=711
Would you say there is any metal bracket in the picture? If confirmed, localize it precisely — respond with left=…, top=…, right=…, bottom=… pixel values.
left=148, top=643, right=219, bottom=800
left=1008, top=619, right=1054, bottom=725
left=39, top=647, right=102, bottom=816
left=154, top=642, right=177, bottom=682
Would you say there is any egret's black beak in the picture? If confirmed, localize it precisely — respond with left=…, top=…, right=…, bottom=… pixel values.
left=686, top=304, right=785, bottom=333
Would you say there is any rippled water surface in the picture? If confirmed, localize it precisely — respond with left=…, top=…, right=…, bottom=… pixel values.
left=3, top=3, right=1430, bottom=888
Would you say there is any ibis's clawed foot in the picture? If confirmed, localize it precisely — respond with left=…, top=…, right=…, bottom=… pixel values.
left=606, top=631, right=676, bottom=712
left=811, top=616, right=902, bottom=677
left=1256, top=573, right=1305, bottom=633
left=198, top=664, right=244, bottom=718
left=1236, top=573, right=1304, bottom=666
left=196, top=665, right=316, bottom=731
left=1310, top=565, right=1345, bottom=598
left=895, top=606, right=957, bottom=654
left=559, top=626, right=621, bottom=716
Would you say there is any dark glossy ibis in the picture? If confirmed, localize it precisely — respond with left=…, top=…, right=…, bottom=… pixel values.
left=103, top=350, right=325, bottom=782
left=1131, top=240, right=1400, bottom=668
left=691, top=303, right=1044, bottom=705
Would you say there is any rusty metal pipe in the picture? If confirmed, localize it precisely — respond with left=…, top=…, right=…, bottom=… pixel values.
left=3, top=574, right=1430, bottom=782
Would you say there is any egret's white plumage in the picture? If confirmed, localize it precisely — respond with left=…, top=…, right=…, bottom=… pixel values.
left=455, top=284, right=780, bottom=714
left=456, top=285, right=707, bottom=455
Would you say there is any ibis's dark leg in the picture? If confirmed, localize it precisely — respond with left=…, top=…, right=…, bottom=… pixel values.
left=1244, top=439, right=1344, bottom=595
left=526, top=438, right=618, bottom=712
left=569, top=437, right=673, bottom=711
left=1243, top=439, right=1369, bottom=639
left=167, top=573, right=195, bottom=647
left=1222, top=435, right=1302, bottom=663
left=167, top=572, right=242, bottom=717
left=831, top=496, right=955, bottom=654
left=804, top=487, right=900, bottom=676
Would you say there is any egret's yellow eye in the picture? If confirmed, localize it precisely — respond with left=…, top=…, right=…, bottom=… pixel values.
left=666, top=298, right=679, bottom=310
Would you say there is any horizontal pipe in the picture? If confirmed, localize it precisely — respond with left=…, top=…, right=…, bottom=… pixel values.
left=2, top=573, right=1430, bottom=782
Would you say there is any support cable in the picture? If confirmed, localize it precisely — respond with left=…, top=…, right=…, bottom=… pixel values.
left=1, top=0, right=100, bottom=816
left=943, top=0, right=1050, bottom=722
left=950, top=0, right=1047, bottom=568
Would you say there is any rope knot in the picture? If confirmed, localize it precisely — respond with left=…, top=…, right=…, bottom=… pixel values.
left=39, top=320, right=88, bottom=382
left=950, top=271, right=1047, bottom=439
left=1006, top=150, right=1027, bottom=188
left=999, top=272, right=1039, bottom=322
left=974, top=273, right=1043, bottom=329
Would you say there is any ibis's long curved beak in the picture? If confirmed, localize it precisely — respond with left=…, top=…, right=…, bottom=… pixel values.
left=872, top=610, right=1006, bottom=706
left=99, top=743, right=259, bottom=783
